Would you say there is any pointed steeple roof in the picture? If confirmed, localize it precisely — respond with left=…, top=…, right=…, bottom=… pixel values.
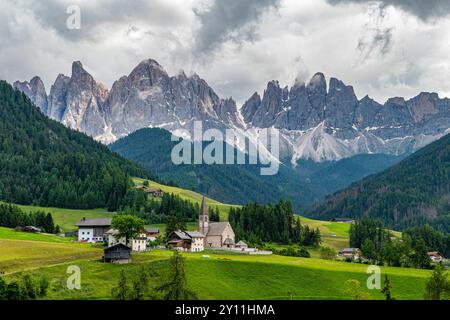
left=200, top=197, right=207, bottom=216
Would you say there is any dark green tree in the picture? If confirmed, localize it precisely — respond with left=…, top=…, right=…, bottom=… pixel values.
left=424, top=265, right=450, bottom=300
left=111, top=269, right=130, bottom=300
left=111, top=215, right=145, bottom=245
left=157, top=252, right=197, bottom=300
left=381, top=275, right=395, bottom=300
left=412, top=239, right=431, bottom=269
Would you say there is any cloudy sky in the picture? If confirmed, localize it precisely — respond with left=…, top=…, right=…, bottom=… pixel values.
left=1, top=0, right=450, bottom=104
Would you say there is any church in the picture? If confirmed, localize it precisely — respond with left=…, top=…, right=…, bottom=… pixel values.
left=199, top=197, right=236, bottom=248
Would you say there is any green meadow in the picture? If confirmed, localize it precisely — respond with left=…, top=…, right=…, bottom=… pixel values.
left=1, top=179, right=431, bottom=300
left=1, top=235, right=431, bottom=300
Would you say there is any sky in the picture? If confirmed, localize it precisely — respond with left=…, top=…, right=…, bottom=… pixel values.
left=1, top=0, right=450, bottom=105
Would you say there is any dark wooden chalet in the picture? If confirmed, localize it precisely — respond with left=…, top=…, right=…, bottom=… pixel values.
left=103, top=243, right=132, bottom=264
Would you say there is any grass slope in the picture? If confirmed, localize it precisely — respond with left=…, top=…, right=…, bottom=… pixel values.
left=3, top=248, right=430, bottom=300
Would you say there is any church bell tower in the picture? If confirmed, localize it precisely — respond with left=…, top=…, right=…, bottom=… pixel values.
left=199, top=197, right=209, bottom=237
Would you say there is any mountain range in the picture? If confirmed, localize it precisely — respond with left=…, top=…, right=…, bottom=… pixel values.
left=13, top=59, right=450, bottom=164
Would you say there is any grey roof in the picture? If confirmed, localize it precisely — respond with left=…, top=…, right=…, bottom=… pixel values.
left=171, top=231, right=191, bottom=240
left=76, top=218, right=112, bottom=227
left=207, top=222, right=229, bottom=236
left=236, top=241, right=247, bottom=246
left=186, top=231, right=205, bottom=238
left=144, top=227, right=160, bottom=233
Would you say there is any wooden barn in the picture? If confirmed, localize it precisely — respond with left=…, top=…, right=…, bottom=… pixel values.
left=103, top=243, right=132, bottom=264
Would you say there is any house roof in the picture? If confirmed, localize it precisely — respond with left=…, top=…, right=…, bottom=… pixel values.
left=144, top=227, right=160, bottom=233
left=104, top=243, right=131, bottom=252
left=341, top=248, right=359, bottom=253
left=207, top=222, right=229, bottom=236
left=186, top=231, right=205, bottom=238
left=427, top=252, right=442, bottom=257
left=236, top=241, right=247, bottom=246
left=170, top=231, right=191, bottom=241
left=76, top=218, right=112, bottom=227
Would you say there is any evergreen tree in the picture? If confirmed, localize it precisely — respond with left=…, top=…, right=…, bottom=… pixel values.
left=21, top=274, right=36, bottom=300
left=131, top=266, right=149, bottom=300
left=157, top=252, right=197, bottom=300
left=381, top=275, right=395, bottom=300
left=38, top=276, right=49, bottom=297
left=412, top=239, right=431, bottom=269
left=424, top=265, right=450, bottom=300
left=111, top=269, right=130, bottom=300
left=0, top=277, right=6, bottom=300
left=6, top=281, right=22, bottom=300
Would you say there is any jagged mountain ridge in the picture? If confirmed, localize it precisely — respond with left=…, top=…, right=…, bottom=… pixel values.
left=15, top=59, right=243, bottom=145
left=14, top=60, right=450, bottom=163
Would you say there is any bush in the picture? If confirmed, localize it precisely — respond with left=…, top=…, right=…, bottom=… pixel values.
left=320, top=246, right=337, bottom=260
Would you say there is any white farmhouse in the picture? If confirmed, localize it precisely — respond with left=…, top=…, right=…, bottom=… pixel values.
left=75, top=218, right=112, bottom=243
left=105, top=229, right=147, bottom=252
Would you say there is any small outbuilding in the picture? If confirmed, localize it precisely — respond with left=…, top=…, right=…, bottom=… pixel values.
left=103, top=243, right=132, bottom=264
left=235, top=241, right=248, bottom=249
left=22, top=226, right=42, bottom=233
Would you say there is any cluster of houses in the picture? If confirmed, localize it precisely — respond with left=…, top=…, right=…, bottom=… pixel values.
left=338, top=247, right=445, bottom=263
left=75, top=197, right=268, bottom=263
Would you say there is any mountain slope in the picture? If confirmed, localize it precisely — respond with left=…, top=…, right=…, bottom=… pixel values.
left=110, top=127, right=403, bottom=211
left=0, top=81, right=148, bottom=210
left=308, top=133, right=450, bottom=232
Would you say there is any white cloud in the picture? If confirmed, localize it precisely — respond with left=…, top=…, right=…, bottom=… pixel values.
left=1, top=0, right=450, bottom=106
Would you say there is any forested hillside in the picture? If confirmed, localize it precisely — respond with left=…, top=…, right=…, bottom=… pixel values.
left=309, top=133, right=450, bottom=232
left=0, top=81, right=149, bottom=210
left=110, top=128, right=401, bottom=211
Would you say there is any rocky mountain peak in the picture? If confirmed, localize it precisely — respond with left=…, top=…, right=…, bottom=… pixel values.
left=14, top=60, right=450, bottom=163
left=13, top=76, right=48, bottom=114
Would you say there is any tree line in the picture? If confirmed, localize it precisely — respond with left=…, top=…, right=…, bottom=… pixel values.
left=0, top=203, right=59, bottom=234
left=350, top=218, right=449, bottom=269
left=228, top=200, right=321, bottom=246
left=0, top=274, right=49, bottom=300
left=119, top=190, right=200, bottom=224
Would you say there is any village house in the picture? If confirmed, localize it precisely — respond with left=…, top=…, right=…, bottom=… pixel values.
left=167, top=230, right=205, bottom=252
left=105, top=229, right=147, bottom=252
left=144, top=227, right=160, bottom=242
left=338, top=248, right=360, bottom=259
left=134, top=185, right=164, bottom=197
left=103, top=243, right=132, bottom=264
left=199, top=197, right=236, bottom=248
left=75, top=218, right=112, bottom=243
left=427, top=251, right=444, bottom=263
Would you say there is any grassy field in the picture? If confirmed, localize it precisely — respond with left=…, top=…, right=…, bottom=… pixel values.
left=0, top=228, right=101, bottom=274
left=3, top=246, right=431, bottom=300
left=133, top=178, right=240, bottom=220
left=14, top=204, right=114, bottom=232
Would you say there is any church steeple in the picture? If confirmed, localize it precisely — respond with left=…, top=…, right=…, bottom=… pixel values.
left=199, top=197, right=209, bottom=236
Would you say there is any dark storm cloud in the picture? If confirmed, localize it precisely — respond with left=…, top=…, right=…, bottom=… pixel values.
left=194, top=0, right=281, bottom=53
left=327, top=0, right=450, bottom=21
